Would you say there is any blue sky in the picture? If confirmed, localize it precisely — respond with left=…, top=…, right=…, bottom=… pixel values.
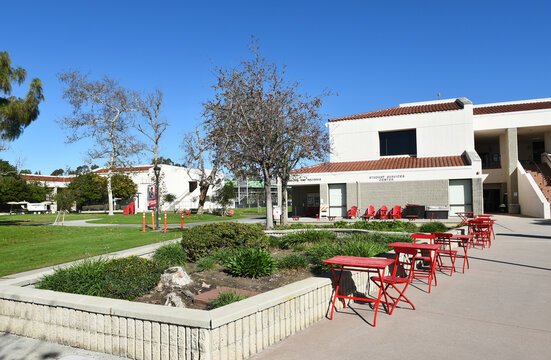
left=2, top=0, right=550, bottom=174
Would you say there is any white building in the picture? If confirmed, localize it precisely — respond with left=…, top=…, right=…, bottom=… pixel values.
left=290, top=97, right=551, bottom=219
left=22, top=164, right=224, bottom=213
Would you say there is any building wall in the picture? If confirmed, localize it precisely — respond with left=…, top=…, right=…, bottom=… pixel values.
left=474, top=107, right=551, bottom=132
left=329, top=100, right=474, bottom=162
left=357, top=179, right=449, bottom=210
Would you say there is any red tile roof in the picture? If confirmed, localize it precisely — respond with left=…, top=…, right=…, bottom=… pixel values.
left=93, top=165, right=153, bottom=174
left=474, top=101, right=551, bottom=115
left=21, top=174, right=73, bottom=183
left=329, top=101, right=463, bottom=122
left=293, top=155, right=467, bottom=174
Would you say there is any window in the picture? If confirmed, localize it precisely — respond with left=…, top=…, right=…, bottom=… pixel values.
left=189, top=181, right=198, bottom=192
left=379, top=129, right=417, bottom=156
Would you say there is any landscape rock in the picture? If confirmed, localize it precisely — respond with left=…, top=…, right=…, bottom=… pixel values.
left=157, top=267, right=193, bottom=291
left=182, top=290, right=195, bottom=298
left=164, top=292, right=186, bottom=307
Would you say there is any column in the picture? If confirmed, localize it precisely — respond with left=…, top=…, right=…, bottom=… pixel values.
left=505, top=128, right=520, bottom=213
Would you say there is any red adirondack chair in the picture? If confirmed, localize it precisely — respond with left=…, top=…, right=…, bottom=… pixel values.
left=377, top=205, right=388, bottom=220
left=347, top=206, right=358, bottom=219
left=361, top=206, right=376, bottom=221
left=390, top=205, right=402, bottom=219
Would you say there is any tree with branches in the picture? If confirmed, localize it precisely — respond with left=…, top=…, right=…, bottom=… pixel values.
left=137, top=88, right=168, bottom=168
left=58, top=70, right=142, bottom=215
left=202, top=39, right=330, bottom=229
left=0, top=52, right=44, bottom=150
left=181, top=127, right=227, bottom=214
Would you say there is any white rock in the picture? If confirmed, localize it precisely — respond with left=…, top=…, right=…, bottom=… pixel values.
left=159, top=266, right=193, bottom=288
left=164, top=292, right=186, bottom=307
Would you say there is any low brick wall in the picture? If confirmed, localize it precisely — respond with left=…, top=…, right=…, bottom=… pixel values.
left=0, top=269, right=373, bottom=360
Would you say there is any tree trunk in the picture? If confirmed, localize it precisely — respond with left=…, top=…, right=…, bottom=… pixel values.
left=107, top=172, right=114, bottom=215
left=263, top=169, right=273, bottom=229
left=280, top=182, right=289, bottom=226
left=197, top=184, right=209, bottom=214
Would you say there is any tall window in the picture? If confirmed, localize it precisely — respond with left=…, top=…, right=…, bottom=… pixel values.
left=379, top=129, right=417, bottom=156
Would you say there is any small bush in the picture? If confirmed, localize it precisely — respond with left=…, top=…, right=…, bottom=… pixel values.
left=208, top=291, right=248, bottom=309
left=273, top=223, right=315, bottom=230
left=225, top=248, right=275, bottom=278
left=195, top=256, right=216, bottom=271
left=306, top=233, right=411, bottom=273
left=276, top=253, right=309, bottom=270
left=332, top=221, right=348, bottom=228
left=351, top=220, right=417, bottom=232
left=152, top=242, right=188, bottom=268
left=103, top=256, right=164, bottom=300
left=36, top=258, right=107, bottom=296
left=181, top=222, right=268, bottom=261
left=210, top=248, right=236, bottom=265
left=419, top=222, right=448, bottom=233
left=278, top=230, right=337, bottom=249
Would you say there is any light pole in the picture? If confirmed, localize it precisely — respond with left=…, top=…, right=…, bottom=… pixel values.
left=153, top=164, right=161, bottom=229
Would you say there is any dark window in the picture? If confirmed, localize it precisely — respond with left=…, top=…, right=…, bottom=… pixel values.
left=189, top=181, right=198, bottom=192
left=379, top=129, right=417, bottom=156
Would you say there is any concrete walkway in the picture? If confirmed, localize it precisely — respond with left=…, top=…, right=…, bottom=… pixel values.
left=1, top=215, right=549, bottom=359
left=251, top=214, right=551, bottom=360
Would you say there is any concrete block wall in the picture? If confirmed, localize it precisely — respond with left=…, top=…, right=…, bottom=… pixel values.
left=358, top=179, right=449, bottom=210
left=0, top=269, right=374, bottom=360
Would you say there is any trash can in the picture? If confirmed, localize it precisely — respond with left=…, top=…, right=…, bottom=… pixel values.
left=404, top=204, right=426, bottom=219
left=425, top=206, right=449, bottom=219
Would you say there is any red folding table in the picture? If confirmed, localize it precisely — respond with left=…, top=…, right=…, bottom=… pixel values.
left=450, top=234, right=472, bottom=273
left=387, top=242, right=442, bottom=293
left=323, top=256, right=394, bottom=327
left=455, top=211, right=474, bottom=227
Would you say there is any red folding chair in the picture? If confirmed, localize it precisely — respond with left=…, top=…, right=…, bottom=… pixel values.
left=411, top=233, right=438, bottom=292
left=468, top=219, right=491, bottom=248
left=371, top=247, right=417, bottom=315
left=433, top=233, right=458, bottom=276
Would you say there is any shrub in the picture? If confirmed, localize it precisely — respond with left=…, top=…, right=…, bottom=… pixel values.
left=278, top=230, right=337, bottom=249
left=103, top=256, right=164, bottom=300
left=152, top=242, right=187, bottom=268
left=332, top=221, right=348, bottom=228
left=195, top=256, right=216, bottom=271
left=208, top=291, right=248, bottom=309
left=36, top=258, right=107, bottom=296
left=419, top=222, right=448, bottom=233
left=276, top=253, right=309, bottom=270
left=351, top=220, right=417, bottom=232
left=181, top=222, right=268, bottom=261
left=306, top=233, right=411, bottom=273
left=225, top=248, right=275, bottom=278
left=273, top=223, right=314, bottom=230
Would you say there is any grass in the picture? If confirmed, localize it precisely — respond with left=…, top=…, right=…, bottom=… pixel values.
left=0, top=212, right=244, bottom=226
left=0, top=225, right=179, bottom=277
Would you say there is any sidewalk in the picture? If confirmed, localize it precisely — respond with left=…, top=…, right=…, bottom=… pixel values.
left=252, top=214, right=551, bottom=360
left=1, top=215, right=549, bottom=359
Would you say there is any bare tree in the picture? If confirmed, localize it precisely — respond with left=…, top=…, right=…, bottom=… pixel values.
left=202, top=38, right=329, bottom=229
left=181, top=127, right=226, bottom=214
left=276, top=97, right=331, bottom=225
left=137, top=88, right=168, bottom=167
left=58, top=70, right=142, bottom=215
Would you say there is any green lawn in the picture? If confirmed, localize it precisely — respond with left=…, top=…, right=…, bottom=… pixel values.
left=0, top=226, right=180, bottom=277
left=0, top=212, right=243, bottom=226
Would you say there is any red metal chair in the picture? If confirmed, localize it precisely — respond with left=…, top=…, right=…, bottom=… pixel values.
left=361, top=205, right=376, bottom=221
left=411, top=233, right=437, bottom=292
left=468, top=219, right=491, bottom=248
left=389, top=205, right=402, bottom=219
left=347, top=206, right=358, bottom=219
left=377, top=205, right=388, bottom=220
left=433, top=233, right=458, bottom=276
left=371, top=247, right=417, bottom=315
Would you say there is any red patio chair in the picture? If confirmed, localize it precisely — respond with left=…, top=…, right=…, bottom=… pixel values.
left=389, top=205, right=402, bottom=219
left=361, top=205, right=376, bottom=221
left=411, top=233, right=438, bottom=292
left=347, top=206, right=358, bottom=219
left=371, top=247, right=417, bottom=315
left=433, top=233, right=458, bottom=276
left=377, top=205, right=388, bottom=220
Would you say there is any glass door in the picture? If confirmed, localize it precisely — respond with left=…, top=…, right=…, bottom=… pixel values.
left=329, top=184, right=347, bottom=217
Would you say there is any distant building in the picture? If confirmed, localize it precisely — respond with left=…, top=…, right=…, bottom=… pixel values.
left=290, top=97, right=551, bottom=219
left=22, top=164, right=224, bottom=213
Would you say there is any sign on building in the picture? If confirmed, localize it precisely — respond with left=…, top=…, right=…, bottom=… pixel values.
left=147, top=185, right=157, bottom=210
